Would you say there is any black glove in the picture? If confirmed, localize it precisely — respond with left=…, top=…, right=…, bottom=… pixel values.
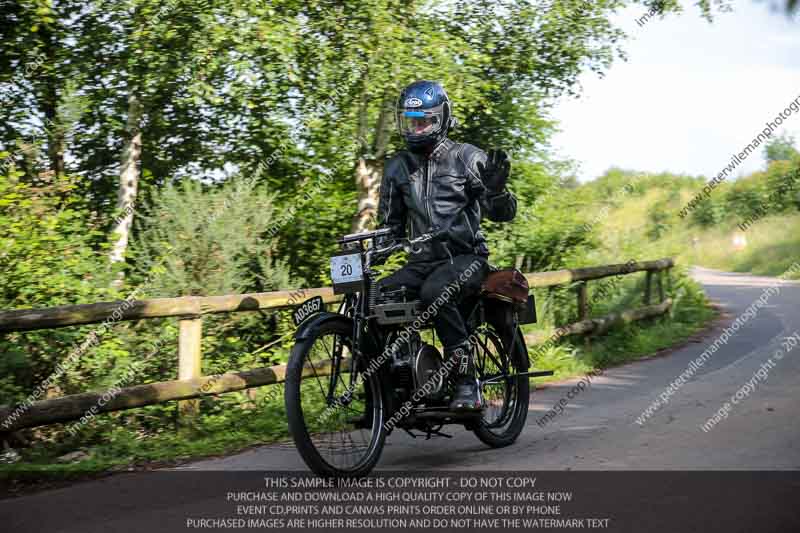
left=476, top=149, right=510, bottom=193
left=371, top=248, right=392, bottom=266
left=372, top=231, right=396, bottom=265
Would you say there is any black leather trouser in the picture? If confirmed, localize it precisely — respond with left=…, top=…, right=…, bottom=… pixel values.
left=376, top=254, right=489, bottom=350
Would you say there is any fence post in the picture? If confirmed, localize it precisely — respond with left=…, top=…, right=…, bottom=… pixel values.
left=178, top=316, right=203, bottom=420
left=657, top=271, right=665, bottom=302
left=643, top=271, right=653, bottom=305
left=576, top=282, right=590, bottom=348
left=576, top=282, right=588, bottom=321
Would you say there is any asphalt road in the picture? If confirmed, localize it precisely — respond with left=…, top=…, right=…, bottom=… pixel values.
left=3, top=267, right=800, bottom=531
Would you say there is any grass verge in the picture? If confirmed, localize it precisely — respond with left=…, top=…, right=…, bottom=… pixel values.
left=528, top=266, right=716, bottom=384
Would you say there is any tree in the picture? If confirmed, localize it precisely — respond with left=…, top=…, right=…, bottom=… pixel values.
left=80, top=0, right=220, bottom=269
left=764, top=132, right=798, bottom=164
left=1, top=0, right=691, bottom=288
left=286, top=0, right=683, bottom=234
left=0, top=0, right=88, bottom=180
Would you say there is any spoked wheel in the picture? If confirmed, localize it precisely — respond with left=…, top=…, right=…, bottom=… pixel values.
left=471, top=324, right=530, bottom=447
left=285, top=319, right=386, bottom=477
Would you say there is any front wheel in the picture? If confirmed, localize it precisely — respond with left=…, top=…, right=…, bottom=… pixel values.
left=285, top=317, right=387, bottom=477
left=471, top=324, right=530, bottom=447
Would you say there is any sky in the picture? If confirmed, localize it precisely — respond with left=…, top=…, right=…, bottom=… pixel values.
left=549, top=0, right=800, bottom=182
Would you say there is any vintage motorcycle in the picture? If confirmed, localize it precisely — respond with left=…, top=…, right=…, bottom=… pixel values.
left=284, top=227, right=550, bottom=477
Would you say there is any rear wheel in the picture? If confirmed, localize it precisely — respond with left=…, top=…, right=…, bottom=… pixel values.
left=285, top=318, right=386, bottom=477
left=471, top=324, right=529, bottom=447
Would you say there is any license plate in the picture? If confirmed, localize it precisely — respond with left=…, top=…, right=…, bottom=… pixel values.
left=292, top=296, right=324, bottom=327
left=330, top=252, right=363, bottom=294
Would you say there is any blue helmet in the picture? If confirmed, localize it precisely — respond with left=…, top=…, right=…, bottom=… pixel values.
left=396, top=80, right=452, bottom=151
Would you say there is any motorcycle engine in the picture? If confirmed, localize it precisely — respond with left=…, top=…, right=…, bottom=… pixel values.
left=413, top=343, right=445, bottom=397
left=390, top=333, right=445, bottom=399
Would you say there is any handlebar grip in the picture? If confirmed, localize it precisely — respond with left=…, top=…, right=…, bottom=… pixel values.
left=338, top=227, right=394, bottom=245
left=404, top=228, right=448, bottom=255
left=429, top=228, right=447, bottom=241
left=415, top=229, right=446, bottom=244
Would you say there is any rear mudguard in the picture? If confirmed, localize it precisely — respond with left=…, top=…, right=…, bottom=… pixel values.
left=510, top=326, right=531, bottom=371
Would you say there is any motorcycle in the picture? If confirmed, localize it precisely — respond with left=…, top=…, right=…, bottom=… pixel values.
left=284, top=227, right=550, bottom=477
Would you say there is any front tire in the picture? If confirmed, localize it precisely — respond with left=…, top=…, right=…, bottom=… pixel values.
left=285, top=318, right=386, bottom=477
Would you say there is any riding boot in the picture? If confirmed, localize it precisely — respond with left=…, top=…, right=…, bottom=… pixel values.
left=446, top=341, right=483, bottom=412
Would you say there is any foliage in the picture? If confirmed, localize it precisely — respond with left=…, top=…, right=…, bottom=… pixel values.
left=689, top=196, right=725, bottom=227
left=271, top=176, right=356, bottom=286
left=486, top=159, right=595, bottom=273
left=763, top=158, right=800, bottom=212
left=0, top=169, right=116, bottom=405
left=680, top=156, right=800, bottom=230
left=584, top=159, right=800, bottom=279
left=724, top=175, right=767, bottom=221
left=132, top=176, right=292, bottom=298
left=130, top=176, right=298, bottom=391
left=646, top=205, right=672, bottom=240
left=763, top=132, right=798, bottom=164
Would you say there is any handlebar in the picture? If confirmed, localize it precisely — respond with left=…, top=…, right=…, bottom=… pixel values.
left=337, top=228, right=447, bottom=265
left=370, top=229, right=447, bottom=257
left=337, top=227, right=394, bottom=246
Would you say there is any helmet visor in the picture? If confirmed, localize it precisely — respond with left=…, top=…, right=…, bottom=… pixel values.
left=397, top=103, right=445, bottom=138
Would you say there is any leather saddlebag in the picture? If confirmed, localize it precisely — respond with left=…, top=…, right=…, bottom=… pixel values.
left=482, top=268, right=529, bottom=307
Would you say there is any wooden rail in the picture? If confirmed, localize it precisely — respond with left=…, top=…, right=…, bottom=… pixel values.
left=0, top=259, right=673, bottom=333
left=0, top=287, right=340, bottom=333
left=0, top=258, right=674, bottom=433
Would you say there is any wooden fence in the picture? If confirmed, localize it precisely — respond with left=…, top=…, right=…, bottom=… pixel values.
left=0, top=258, right=674, bottom=433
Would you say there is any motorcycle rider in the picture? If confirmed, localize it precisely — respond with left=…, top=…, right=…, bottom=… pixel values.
left=376, top=80, right=516, bottom=412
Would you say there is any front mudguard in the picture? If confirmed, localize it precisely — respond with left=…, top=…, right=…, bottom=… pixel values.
left=293, top=312, right=383, bottom=372
left=293, top=311, right=353, bottom=342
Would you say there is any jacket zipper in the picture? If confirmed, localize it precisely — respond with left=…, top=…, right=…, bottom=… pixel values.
left=463, top=210, right=475, bottom=241
left=426, top=155, right=452, bottom=263
left=386, top=181, right=394, bottom=226
left=424, top=157, right=433, bottom=227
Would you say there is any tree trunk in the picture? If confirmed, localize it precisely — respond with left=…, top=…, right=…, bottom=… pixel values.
left=43, top=92, right=64, bottom=178
left=39, top=25, right=64, bottom=178
left=109, top=93, right=143, bottom=271
left=351, top=157, right=382, bottom=233
left=350, top=96, right=392, bottom=234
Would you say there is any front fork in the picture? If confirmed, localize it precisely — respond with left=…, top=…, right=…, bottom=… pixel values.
left=327, top=294, right=380, bottom=408
left=326, top=333, right=345, bottom=405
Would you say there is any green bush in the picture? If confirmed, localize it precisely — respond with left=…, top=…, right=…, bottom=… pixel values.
left=646, top=205, right=671, bottom=241
left=0, top=171, right=116, bottom=406
left=763, top=132, right=798, bottom=164
left=725, top=177, right=766, bottom=221
left=763, top=158, right=800, bottom=213
left=487, top=160, right=596, bottom=273
left=132, top=177, right=292, bottom=298
left=690, top=196, right=726, bottom=227
left=130, top=174, right=298, bottom=379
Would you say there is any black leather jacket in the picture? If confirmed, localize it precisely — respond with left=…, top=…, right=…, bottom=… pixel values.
left=377, top=138, right=517, bottom=263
